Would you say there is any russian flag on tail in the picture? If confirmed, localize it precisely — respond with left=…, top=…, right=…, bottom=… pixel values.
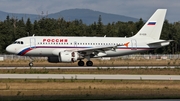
left=147, top=21, right=156, bottom=25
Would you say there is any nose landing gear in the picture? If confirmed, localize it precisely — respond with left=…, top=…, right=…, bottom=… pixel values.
left=29, top=62, right=33, bottom=67
left=29, top=57, right=34, bottom=67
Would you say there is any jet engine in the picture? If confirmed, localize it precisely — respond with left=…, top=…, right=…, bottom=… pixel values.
left=48, top=51, right=79, bottom=63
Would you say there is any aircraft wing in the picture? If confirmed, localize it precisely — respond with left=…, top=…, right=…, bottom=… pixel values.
left=76, top=44, right=123, bottom=54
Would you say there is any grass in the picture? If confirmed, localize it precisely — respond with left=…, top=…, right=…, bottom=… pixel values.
left=1, top=59, right=180, bottom=100
left=1, top=58, right=180, bottom=67
left=0, top=68, right=180, bottom=75
left=1, top=59, right=180, bottom=75
left=0, top=80, right=180, bottom=100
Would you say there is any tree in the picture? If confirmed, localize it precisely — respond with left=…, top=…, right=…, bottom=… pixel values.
left=135, top=18, right=144, bottom=31
left=26, top=18, right=32, bottom=35
left=96, top=15, right=103, bottom=36
left=1, top=14, right=180, bottom=54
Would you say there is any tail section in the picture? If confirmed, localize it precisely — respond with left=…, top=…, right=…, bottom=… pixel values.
left=132, top=9, right=167, bottom=40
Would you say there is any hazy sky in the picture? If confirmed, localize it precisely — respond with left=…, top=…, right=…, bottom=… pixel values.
left=0, top=0, right=179, bottom=22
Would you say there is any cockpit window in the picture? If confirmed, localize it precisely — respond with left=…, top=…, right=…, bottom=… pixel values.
left=13, top=41, right=17, bottom=44
left=13, top=41, right=24, bottom=44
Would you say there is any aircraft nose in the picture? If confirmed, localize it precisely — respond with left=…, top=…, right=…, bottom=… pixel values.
left=6, top=45, right=14, bottom=53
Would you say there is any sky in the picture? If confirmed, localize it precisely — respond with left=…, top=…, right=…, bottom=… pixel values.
left=0, top=0, right=179, bottom=22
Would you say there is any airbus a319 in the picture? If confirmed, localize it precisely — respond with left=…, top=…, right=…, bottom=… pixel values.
left=6, top=9, right=172, bottom=66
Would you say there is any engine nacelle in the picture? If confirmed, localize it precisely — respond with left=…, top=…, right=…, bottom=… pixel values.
left=48, top=51, right=79, bottom=63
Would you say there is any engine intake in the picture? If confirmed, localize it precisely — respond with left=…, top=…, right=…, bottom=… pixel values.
left=48, top=51, right=79, bottom=63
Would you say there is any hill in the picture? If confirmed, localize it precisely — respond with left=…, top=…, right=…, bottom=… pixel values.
left=0, top=8, right=139, bottom=25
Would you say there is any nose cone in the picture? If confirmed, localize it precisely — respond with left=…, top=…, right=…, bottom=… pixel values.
left=6, top=45, right=14, bottom=54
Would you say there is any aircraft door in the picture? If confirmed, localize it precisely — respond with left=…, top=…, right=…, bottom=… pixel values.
left=131, top=39, right=137, bottom=50
left=30, top=38, right=36, bottom=48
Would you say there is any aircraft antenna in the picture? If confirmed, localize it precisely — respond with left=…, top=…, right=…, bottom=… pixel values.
left=36, top=10, right=40, bottom=19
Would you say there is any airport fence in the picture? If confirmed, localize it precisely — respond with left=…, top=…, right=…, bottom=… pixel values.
left=0, top=55, right=47, bottom=61
left=0, top=54, right=180, bottom=61
left=118, top=54, right=180, bottom=60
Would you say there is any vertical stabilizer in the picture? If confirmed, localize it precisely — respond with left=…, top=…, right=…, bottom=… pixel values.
left=132, top=9, right=167, bottom=40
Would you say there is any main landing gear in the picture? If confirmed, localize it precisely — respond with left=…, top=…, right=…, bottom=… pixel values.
left=78, top=60, right=93, bottom=66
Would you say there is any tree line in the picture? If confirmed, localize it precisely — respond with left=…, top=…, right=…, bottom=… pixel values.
left=0, top=15, right=180, bottom=54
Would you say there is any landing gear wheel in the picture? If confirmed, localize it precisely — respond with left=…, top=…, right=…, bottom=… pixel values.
left=86, top=61, right=93, bottom=66
left=29, top=62, right=33, bottom=67
left=78, top=61, right=84, bottom=66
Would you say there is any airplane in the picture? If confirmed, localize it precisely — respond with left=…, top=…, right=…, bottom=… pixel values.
left=6, top=9, right=172, bottom=67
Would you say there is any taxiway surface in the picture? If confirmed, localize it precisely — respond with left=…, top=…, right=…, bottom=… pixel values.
left=0, top=74, right=179, bottom=80
left=0, top=66, right=178, bottom=69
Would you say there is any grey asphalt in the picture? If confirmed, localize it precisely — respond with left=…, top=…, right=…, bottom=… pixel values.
left=0, top=74, right=179, bottom=80
left=0, top=66, right=178, bottom=69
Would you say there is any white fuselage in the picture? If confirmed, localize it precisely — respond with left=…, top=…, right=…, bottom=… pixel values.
left=6, top=36, right=168, bottom=57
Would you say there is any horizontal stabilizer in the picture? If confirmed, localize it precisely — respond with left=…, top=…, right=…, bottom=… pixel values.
left=147, top=40, right=173, bottom=45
